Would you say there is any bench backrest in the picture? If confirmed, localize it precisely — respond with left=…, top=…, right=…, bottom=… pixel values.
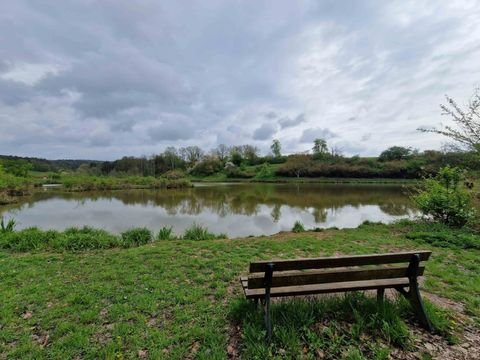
left=247, top=251, right=431, bottom=290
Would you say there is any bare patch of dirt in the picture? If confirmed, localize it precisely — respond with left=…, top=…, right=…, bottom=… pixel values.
left=184, top=341, right=200, bottom=360
left=227, top=322, right=241, bottom=359
left=391, top=325, right=480, bottom=360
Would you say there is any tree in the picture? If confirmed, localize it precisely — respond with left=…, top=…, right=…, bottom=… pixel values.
left=179, top=146, right=204, bottom=166
left=378, top=146, right=412, bottom=162
left=2, top=160, right=33, bottom=177
left=242, top=145, right=259, bottom=164
left=271, top=139, right=282, bottom=158
left=312, top=138, right=328, bottom=159
left=213, top=144, right=229, bottom=163
left=419, top=89, right=480, bottom=154
left=163, top=147, right=183, bottom=170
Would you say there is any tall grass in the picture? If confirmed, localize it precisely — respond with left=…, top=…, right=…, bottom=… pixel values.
left=292, top=220, right=305, bottom=233
left=0, top=224, right=227, bottom=252
left=157, top=226, right=174, bottom=240
left=230, top=293, right=453, bottom=359
left=0, top=217, right=16, bottom=233
left=182, top=223, right=227, bottom=240
left=121, top=228, right=153, bottom=247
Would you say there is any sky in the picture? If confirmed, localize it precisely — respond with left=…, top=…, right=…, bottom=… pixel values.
left=1, top=0, right=480, bottom=160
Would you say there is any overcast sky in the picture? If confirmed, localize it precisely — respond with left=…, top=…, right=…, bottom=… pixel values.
left=1, top=1, right=480, bottom=160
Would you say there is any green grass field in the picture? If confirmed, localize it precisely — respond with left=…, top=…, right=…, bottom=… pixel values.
left=1, top=221, right=479, bottom=359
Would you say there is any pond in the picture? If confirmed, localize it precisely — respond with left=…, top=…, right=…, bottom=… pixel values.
left=0, top=183, right=418, bottom=237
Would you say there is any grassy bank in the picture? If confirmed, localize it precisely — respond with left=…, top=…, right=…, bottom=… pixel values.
left=0, top=221, right=478, bottom=358
left=191, top=174, right=417, bottom=184
left=0, top=173, right=33, bottom=205
left=59, top=175, right=192, bottom=192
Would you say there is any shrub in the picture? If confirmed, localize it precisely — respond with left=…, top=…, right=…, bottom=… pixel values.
left=189, top=157, right=223, bottom=176
left=182, top=223, right=226, bottom=240
left=255, top=163, right=273, bottom=179
left=162, top=170, right=186, bottom=180
left=292, top=221, right=305, bottom=233
left=225, top=167, right=254, bottom=179
left=121, top=228, right=153, bottom=247
left=411, top=166, right=476, bottom=227
left=157, top=226, right=174, bottom=240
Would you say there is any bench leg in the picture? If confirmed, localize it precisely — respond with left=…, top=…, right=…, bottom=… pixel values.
left=377, top=288, right=385, bottom=304
left=264, top=263, right=274, bottom=343
left=394, top=254, right=433, bottom=333
left=408, top=281, right=433, bottom=332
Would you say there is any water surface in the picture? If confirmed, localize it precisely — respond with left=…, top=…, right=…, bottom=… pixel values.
left=0, top=183, right=417, bottom=237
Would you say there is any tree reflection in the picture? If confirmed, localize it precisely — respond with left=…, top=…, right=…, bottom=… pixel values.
left=1, top=183, right=417, bottom=223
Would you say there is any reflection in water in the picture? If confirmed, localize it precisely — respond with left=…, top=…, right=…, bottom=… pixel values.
left=0, top=183, right=418, bottom=237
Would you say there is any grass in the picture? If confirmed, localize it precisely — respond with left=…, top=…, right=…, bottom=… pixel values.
left=0, top=221, right=478, bottom=358
left=0, top=224, right=228, bottom=252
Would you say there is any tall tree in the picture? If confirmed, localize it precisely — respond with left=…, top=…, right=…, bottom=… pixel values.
left=419, top=89, right=480, bottom=154
left=312, top=138, right=328, bottom=158
left=242, top=145, right=259, bottom=164
left=213, top=144, right=229, bottom=162
left=180, top=146, right=204, bottom=166
left=271, top=139, right=282, bottom=158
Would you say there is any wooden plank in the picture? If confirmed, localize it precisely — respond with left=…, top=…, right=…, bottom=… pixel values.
left=245, top=278, right=410, bottom=299
left=247, top=265, right=424, bottom=289
left=249, top=251, right=431, bottom=273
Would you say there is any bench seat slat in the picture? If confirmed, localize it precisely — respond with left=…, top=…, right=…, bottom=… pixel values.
left=245, top=278, right=410, bottom=299
left=247, top=265, right=424, bottom=289
left=249, top=251, right=431, bottom=273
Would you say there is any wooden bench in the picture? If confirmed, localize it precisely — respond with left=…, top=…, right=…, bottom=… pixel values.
left=240, top=251, right=433, bottom=340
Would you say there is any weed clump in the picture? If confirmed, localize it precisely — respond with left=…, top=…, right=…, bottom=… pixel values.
left=292, top=221, right=305, bottom=233
left=183, top=223, right=227, bottom=240
left=157, top=226, right=174, bottom=240
left=121, top=228, right=153, bottom=247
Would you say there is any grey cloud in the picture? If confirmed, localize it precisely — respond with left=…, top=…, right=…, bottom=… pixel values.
left=279, top=114, right=306, bottom=129
left=361, top=133, right=372, bottom=142
left=148, top=115, right=196, bottom=142
left=253, top=123, right=277, bottom=141
left=300, top=128, right=337, bottom=143
left=264, top=111, right=277, bottom=119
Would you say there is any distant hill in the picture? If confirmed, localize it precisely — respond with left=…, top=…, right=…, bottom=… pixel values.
left=0, top=155, right=104, bottom=172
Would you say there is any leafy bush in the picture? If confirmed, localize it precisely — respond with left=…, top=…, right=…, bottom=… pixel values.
left=292, top=221, right=305, bottom=233
left=255, top=163, right=273, bottom=179
left=162, top=170, right=186, bottom=180
left=121, top=228, right=153, bottom=247
left=225, top=167, right=254, bottom=179
left=189, top=157, right=223, bottom=176
left=157, top=226, right=174, bottom=240
left=411, top=166, right=476, bottom=227
left=182, top=223, right=226, bottom=240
